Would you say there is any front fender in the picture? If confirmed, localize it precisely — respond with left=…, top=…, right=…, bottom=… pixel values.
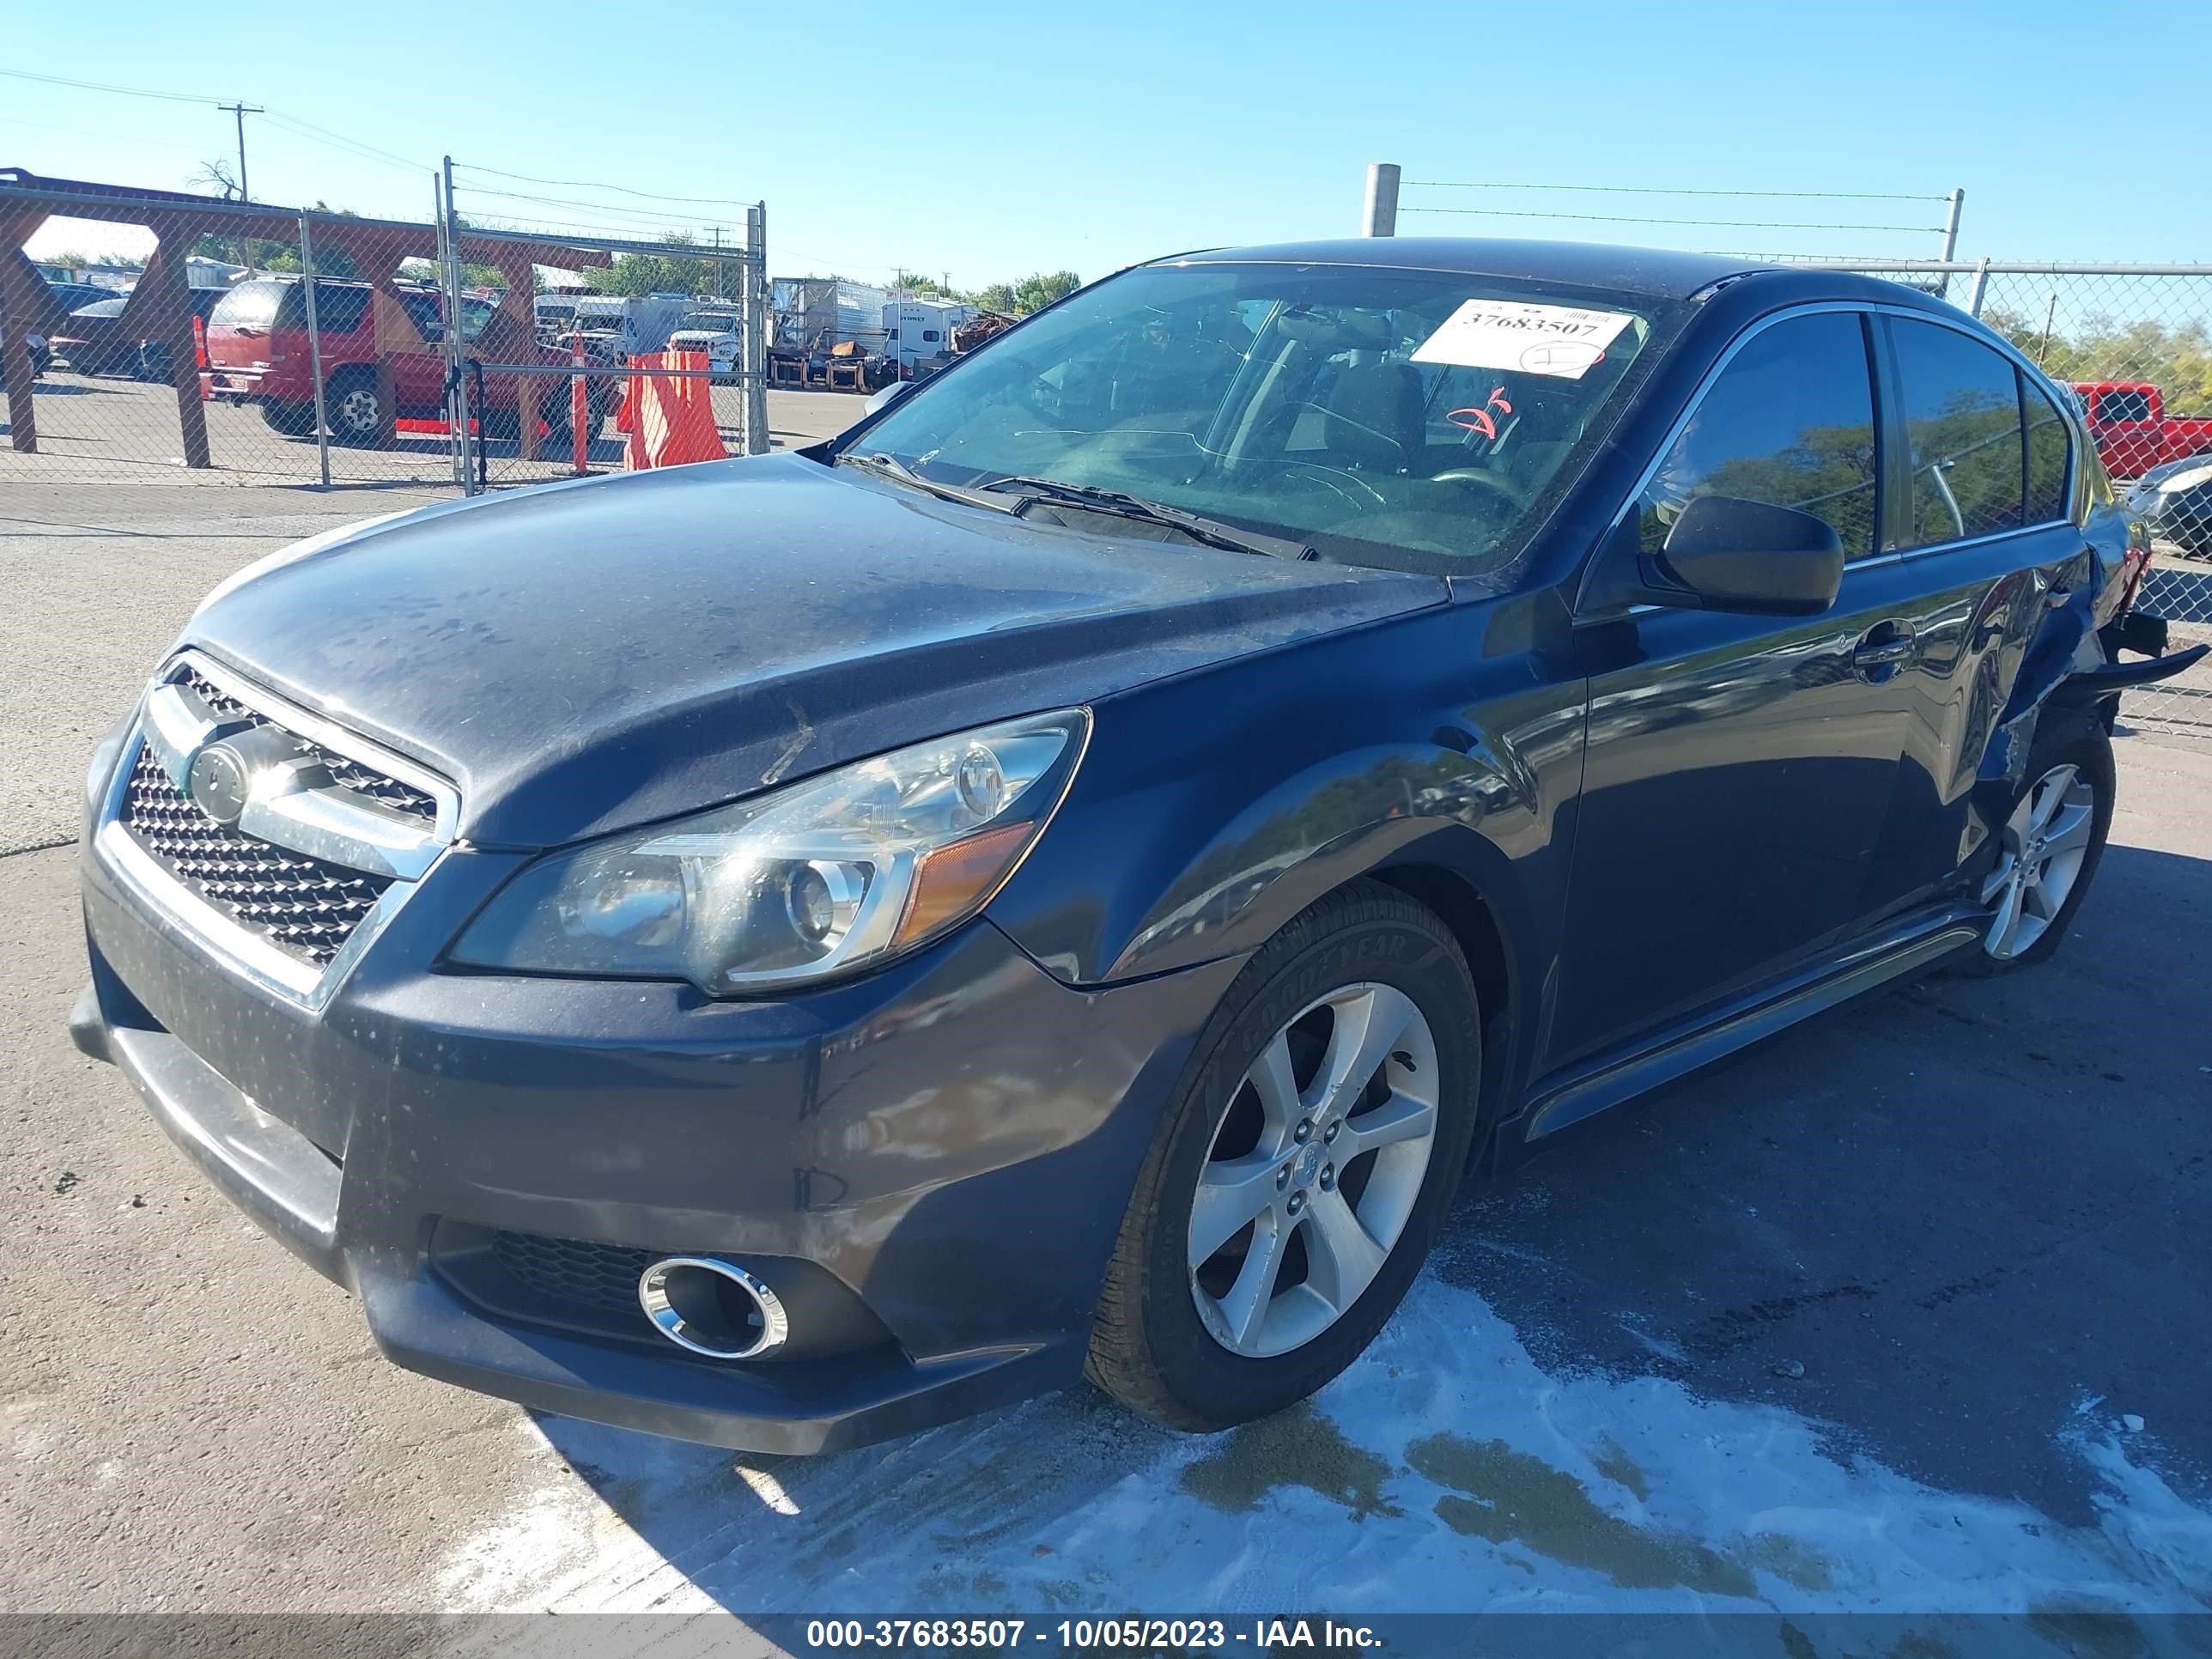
left=986, top=599, right=1589, bottom=1092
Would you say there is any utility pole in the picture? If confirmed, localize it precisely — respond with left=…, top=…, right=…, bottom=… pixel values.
left=217, top=101, right=264, bottom=271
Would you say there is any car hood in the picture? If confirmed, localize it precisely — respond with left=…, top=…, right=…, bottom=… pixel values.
left=183, top=453, right=1445, bottom=847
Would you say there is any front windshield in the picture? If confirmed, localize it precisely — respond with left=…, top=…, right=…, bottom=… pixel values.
left=846, top=261, right=1668, bottom=574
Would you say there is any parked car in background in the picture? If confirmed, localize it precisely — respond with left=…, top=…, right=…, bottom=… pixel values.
left=50, top=296, right=136, bottom=375
left=2128, top=455, right=2212, bottom=559
left=72, top=240, right=2203, bottom=1455
left=204, top=276, right=616, bottom=445
left=49, top=288, right=226, bottom=380
left=43, top=278, right=123, bottom=316
left=4, top=325, right=51, bottom=378
left=2072, top=380, right=2212, bottom=478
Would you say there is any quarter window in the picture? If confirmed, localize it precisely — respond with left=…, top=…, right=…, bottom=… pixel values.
left=1638, top=311, right=1878, bottom=561
left=1890, top=317, right=2026, bottom=546
left=2022, top=374, right=2072, bottom=523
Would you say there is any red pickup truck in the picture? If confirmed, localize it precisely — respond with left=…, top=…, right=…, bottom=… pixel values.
left=2070, top=381, right=2212, bottom=479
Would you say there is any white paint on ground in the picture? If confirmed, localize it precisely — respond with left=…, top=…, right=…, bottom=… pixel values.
left=434, top=1276, right=2212, bottom=1617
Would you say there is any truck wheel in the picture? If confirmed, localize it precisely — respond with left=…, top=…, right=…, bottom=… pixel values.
left=1955, top=714, right=2114, bottom=975
left=1086, top=879, right=1481, bottom=1431
left=325, top=368, right=391, bottom=447
left=260, top=400, right=318, bottom=437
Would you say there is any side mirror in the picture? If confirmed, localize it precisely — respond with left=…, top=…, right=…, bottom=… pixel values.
left=864, top=380, right=912, bottom=417
left=1655, top=495, right=1844, bottom=617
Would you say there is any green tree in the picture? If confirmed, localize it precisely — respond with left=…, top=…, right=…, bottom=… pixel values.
left=584, top=233, right=732, bottom=300
left=892, top=268, right=968, bottom=301
left=1983, top=308, right=2212, bottom=415
left=974, top=270, right=1082, bottom=315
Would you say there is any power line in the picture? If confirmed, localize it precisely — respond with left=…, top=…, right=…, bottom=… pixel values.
left=0, top=66, right=225, bottom=105
left=453, top=161, right=758, bottom=210
left=1401, top=206, right=1946, bottom=233
left=456, top=182, right=741, bottom=233
left=257, top=111, right=428, bottom=176
left=1407, top=179, right=1950, bottom=203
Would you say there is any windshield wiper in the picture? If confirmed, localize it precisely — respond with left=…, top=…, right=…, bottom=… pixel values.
left=836, top=451, right=1016, bottom=513
left=975, top=475, right=1315, bottom=561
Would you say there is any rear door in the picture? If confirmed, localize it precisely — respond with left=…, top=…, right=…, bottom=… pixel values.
left=1551, top=307, right=1926, bottom=1067
left=1854, top=315, right=2090, bottom=920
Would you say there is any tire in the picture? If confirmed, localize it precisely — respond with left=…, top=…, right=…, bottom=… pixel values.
left=1086, top=878, right=1482, bottom=1431
left=260, top=400, right=318, bottom=437
left=1952, top=713, right=2114, bottom=976
left=324, top=368, right=390, bottom=447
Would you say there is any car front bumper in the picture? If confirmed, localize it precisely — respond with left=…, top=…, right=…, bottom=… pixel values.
left=73, top=772, right=1241, bottom=1455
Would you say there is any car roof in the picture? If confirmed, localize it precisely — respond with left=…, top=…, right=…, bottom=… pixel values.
left=1156, top=237, right=1775, bottom=300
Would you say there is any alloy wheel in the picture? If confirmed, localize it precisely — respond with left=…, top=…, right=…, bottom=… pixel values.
left=1982, top=763, right=2096, bottom=960
left=1188, top=982, right=1439, bottom=1358
left=335, top=385, right=382, bottom=438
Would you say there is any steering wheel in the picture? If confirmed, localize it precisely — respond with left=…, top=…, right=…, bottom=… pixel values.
left=1428, top=467, right=1529, bottom=511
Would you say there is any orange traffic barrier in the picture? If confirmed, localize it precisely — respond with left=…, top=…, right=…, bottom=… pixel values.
left=621, top=349, right=726, bottom=471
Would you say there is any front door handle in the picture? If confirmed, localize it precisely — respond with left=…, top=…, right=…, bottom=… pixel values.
left=1851, top=624, right=1918, bottom=678
left=1852, top=635, right=1916, bottom=667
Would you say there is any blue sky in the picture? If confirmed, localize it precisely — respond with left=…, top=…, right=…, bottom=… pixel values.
left=8, top=0, right=2208, bottom=284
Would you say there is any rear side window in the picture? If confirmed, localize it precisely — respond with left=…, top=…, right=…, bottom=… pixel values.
left=2022, top=375, right=2072, bottom=523
left=2099, top=388, right=2154, bottom=422
left=1638, top=310, right=1879, bottom=561
left=1890, top=317, right=2025, bottom=547
left=210, top=280, right=285, bottom=329
left=305, top=283, right=371, bottom=333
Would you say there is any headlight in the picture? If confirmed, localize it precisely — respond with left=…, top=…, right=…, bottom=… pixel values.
left=2154, top=462, right=2212, bottom=495
left=452, top=709, right=1089, bottom=994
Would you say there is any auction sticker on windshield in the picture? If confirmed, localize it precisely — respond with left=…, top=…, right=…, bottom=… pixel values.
left=1412, top=299, right=1634, bottom=379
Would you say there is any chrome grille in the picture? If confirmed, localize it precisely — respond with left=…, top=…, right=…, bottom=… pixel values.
left=183, top=668, right=435, bottom=822
left=120, top=748, right=392, bottom=967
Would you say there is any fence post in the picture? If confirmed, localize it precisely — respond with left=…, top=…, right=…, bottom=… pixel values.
left=0, top=223, right=43, bottom=453
left=298, top=212, right=331, bottom=488
left=1966, top=258, right=1990, bottom=319
left=1363, top=163, right=1401, bottom=238
left=744, top=202, right=769, bottom=456
left=439, top=159, right=476, bottom=494
left=1940, top=188, right=1964, bottom=263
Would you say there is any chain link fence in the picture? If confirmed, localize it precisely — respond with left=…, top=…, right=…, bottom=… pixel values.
left=1806, top=261, right=2212, bottom=739
left=1, top=169, right=770, bottom=494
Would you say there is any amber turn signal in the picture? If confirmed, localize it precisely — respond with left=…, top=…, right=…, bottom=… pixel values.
left=894, top=821, right=1036, bottom=948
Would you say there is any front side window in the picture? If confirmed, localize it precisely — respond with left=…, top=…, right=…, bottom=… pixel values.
left=848, top=261, right=1669, bottom=574
left=1637, top=311, right=1879, bottom=560
left=1891, top=317, right=2025, bottom=546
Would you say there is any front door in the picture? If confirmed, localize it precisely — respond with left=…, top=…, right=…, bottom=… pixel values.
left=1550, top=307, right=1920, bottom=1069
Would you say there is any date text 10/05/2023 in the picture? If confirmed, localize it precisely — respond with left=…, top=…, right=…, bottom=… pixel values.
left=803, top=1619, right=1385, bottom=1651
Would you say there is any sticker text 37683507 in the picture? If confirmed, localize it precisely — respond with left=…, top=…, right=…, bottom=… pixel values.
left=1411, top=299, right=1635, bottom=380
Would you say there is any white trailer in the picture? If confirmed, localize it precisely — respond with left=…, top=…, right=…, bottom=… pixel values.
left=881, top=299, right=975, bottom=376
